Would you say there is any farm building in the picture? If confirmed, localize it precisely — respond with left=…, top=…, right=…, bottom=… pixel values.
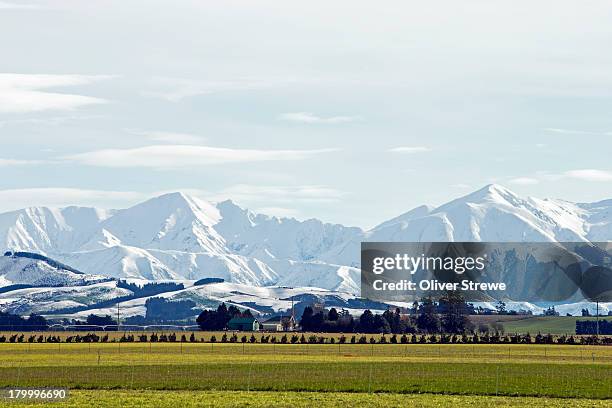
left=260, top=315, right=297, bottom=332
left=227, top=316, right=260, bottom=331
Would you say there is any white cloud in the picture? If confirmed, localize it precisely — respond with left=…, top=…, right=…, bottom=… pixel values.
left=253, top=207, right=301, bottom=218
left=125, top=129, right=206, bottom=144
left=0, top=73, right=111, bottom=113
left=564, top=169, right=612, bottom=182
left=209, top=184, right=346, bottom=205
left=543, top=128, right=612, bottom=136
left=388, top=146, right=432, bottom=154
left=0, top=188, right=146, bottom=212
left=0, top=158, right=45, bottom=166
left=61, top=145, right=337, bottom=168
left=508, top=177, right=539, bottom=185
left=279, top=112, right=357, bottom=124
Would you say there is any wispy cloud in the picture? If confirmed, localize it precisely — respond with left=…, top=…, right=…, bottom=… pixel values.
left=0, top=73, right=112, bottom=113
left=514, top=169, right=612, bottom=184
left=278, top=112, right=357, bottom=124
left=61, top=145, right=337, bottom=168
left=388, top=146, right=432, bottom=154
left=207, top=184, right=346, bottom=217
left=543, top=128, right=612, bottom=136
left=0, top=188, right=146, bottom=213
left=564, top=169, right=612, bottom=182
left=125, top=129, right=206, bottom=144
left=508, top=177, right=539, bottom=185
left=211, top=184, right=346, bottom=205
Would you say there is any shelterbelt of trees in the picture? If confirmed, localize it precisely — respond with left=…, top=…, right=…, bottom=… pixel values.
left=0, top=311, right=48, bottom=331
left=1, top=331, right=611, bottom=346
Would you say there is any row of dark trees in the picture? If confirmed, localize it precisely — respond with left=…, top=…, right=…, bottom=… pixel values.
left=196, top=303, right=253, bottom=330
left=300, top=292, right=474, bottom=334
left=144, top=297, right=196, bottom=322
left=116, top=280, right=184, bottom=297
left=0, top=311, right=48, bottom=331
left=0, top=334, right=62, bottom=343
left=576, top=320, right=612, bottom=335
left=68, top=314, right=117, bottom=330
left=0, top=330, right=610, bottom=345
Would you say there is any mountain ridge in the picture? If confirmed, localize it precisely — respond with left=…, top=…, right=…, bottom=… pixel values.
left=0, top=184, right=611, bottom=294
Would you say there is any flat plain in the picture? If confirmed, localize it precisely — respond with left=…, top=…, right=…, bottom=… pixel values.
left=0, top=338, right=610, bottom=406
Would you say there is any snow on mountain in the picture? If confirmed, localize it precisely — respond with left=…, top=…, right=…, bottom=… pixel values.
left=0, top=192, right=361, bottom=292
left=0, top=252, right=108, bottom=287
left=367, top=184, right=603, bottom=243
left=576, top=199, right=612, bottom=241
left=0, top=280, right=131, bottom=315
left=60, top=246, right=179, bottom=280
left=215, top=200, right=362, bottom=265
left=0, top=206, right=111, bottom=254
left=94, top=192, right=225, bottom=253
left=277, top=264, right=360, bottom=295
left=0, top=184, right=611, bottom=296
left=47, top=282, right=361, bottom=320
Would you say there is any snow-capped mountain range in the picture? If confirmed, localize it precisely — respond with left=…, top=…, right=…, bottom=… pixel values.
left=0, top=191, right=362, bottom=293
left=1, top=184, right=612, bottom=293
left=0, top=184, right=611, bottom=317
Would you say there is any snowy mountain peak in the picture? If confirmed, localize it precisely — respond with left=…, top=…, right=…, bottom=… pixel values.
left=217, top=199, right=256, bottom=224
left=127, top=192, right=221, bottom=226
left=480, top=183, right=515, bottom=195
left=96, top=192, right=224, bottom=253
left=0, top=185, right=611, bottom=294
left=439, top=183, right=522, bottom=210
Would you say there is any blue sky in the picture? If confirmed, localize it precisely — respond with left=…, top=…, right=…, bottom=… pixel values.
left=1, top=1, right=612, bottom=228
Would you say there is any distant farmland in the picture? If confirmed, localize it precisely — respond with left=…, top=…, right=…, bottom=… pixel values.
left=468, top=315, right=612, bottom=335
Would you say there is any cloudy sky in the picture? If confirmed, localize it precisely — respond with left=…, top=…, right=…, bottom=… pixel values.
left=1, top=1, right=612, bottom=228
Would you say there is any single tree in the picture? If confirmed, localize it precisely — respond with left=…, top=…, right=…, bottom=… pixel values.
left=416, top=297, right=440, bottom=333
left=440, top=291, right=471, bottom=334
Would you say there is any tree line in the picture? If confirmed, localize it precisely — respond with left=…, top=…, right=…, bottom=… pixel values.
left=301, top=292, right=474, bottom=334
left=576, top=320, right=612, bottom=335
left=1, top=331, right=610, bottom=346
left=196, top=303, right=254, bottom=330
left=0, top=311, right=48, bottom=331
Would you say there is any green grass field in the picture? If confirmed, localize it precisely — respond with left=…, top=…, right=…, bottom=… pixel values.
left=3, top=390, right=612, bottom=408
left=0, top=341, right=610, bottom=406
left=499, top=316, right=612, bottom=335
